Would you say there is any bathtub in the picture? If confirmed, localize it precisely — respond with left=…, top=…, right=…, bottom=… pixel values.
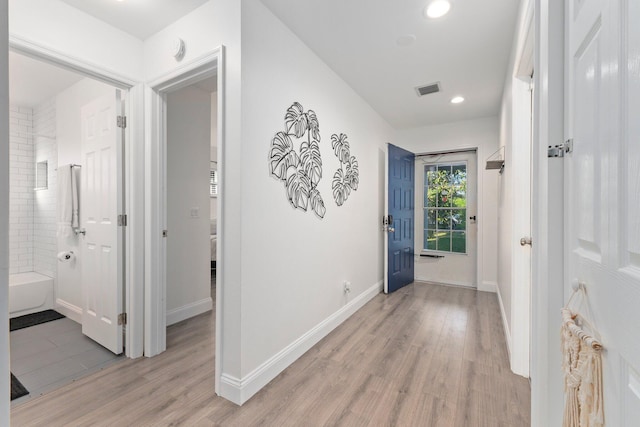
left=9, top=272, right=54, bottom=318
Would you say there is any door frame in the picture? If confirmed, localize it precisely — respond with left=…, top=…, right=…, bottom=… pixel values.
left=510, top=0, right=534, bottom=378
left=530, top=0, right=565, bottom=423
left=145, top=46, right=225, bottom=392
left=7, top=34, right=145, bottom=358
left=415, top=150, right=478, bottom=287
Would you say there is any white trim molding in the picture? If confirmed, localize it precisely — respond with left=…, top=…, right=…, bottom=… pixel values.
left=55, top=298, right=82, bottom=324
left=219, top=281, right=383, bottom=405
left=495, top=284, right=512, bottom=361
left=478, top=280, right=498, bottom=293
left=415, top=277, right=477, bottom=289
left=166, top=297, right=213, bottom=326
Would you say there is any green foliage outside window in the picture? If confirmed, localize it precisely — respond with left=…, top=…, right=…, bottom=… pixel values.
left=423, top=164, right=467, bottom=253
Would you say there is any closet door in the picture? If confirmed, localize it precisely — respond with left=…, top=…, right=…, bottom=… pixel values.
left=80, top=90, right=124, bottom=355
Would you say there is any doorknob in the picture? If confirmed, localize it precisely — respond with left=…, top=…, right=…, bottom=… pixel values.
left=520, top=236, right=532, bottom=246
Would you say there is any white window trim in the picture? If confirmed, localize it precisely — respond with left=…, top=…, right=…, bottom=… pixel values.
left=418, top=160, right=469, bottom=255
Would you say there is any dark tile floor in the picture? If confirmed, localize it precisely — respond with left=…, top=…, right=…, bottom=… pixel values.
left=10, top=316, right=122, bottom=406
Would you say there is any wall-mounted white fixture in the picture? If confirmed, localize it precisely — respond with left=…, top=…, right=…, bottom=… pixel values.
left=172, top=38, right=186, bottom=61
left=425, top=0, right=451, bottom=19
left=450, top=96, right=465, bottom=104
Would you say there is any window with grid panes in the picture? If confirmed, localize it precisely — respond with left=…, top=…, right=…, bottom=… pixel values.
left=423, top=162, right=467, bottom=253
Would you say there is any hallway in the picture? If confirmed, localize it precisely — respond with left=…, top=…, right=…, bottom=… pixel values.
left=11, top=282, right=529, bottom=426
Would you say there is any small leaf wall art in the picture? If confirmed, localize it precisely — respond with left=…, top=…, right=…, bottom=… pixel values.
left=331, top=133, right=359, bottom=206
left=268, top=102, right=326, bottom=219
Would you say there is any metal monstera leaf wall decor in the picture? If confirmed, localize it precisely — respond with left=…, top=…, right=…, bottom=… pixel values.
left=330, top=133, right=359, bottom=206
left=269, top=102, right=326, bottom=218
left=268, top=102, right=361, bottom=218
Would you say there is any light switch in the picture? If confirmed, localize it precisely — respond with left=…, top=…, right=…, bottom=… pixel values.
left=190, top=207, right=199, bottom=218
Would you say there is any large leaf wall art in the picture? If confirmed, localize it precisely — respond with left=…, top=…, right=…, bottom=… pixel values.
left=269, top=102, right=326, bottom=218
left=268, top=102, right=361, bottom=217
left=331, top=133, right=359, bottom=206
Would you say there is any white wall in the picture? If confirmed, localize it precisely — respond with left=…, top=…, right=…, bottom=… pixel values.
left=33, top=98, right=57, bottom=278
left=395, top=117, right=500, bottom=291
left=55, top=78, right=114, bottom=316
left=166, top=84, right=212, bottom=323
left=8, top=105, right=34, bottom=274
left=233, top=0, right=393, bottom=401
left=9, top=0, right=143, bottom=82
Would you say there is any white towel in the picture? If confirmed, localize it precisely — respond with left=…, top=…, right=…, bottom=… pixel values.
left=70, top=166, right=79, bottom=229
left=57, top=165, right=80, bottom=237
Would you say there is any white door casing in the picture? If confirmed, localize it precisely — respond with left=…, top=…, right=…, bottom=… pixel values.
left=414, top=151, right=477, bottom=287
left=511, top=76, right=533, bottom=378
left=80, top=90, right=124, bottom=355
left=566, top=0, right=640, bottom=424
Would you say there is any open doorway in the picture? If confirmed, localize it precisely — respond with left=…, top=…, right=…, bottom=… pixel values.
left=144, top=49, right=224, bottom=393
left=165, top=77, right=217, bottom=328
left=7, top=51, right=127, bottom=403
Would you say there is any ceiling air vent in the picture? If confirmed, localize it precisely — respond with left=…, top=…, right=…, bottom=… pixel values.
left=415, top=82, right=441, bottom=97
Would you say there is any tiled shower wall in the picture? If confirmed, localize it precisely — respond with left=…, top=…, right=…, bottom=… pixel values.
left=9, top=100, right=58, bottom=278
left=9, top=106, right=34, bottom=275
left=34, top=98, right=57, bottom=277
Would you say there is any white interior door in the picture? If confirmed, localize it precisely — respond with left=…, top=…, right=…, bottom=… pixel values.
left=80, top=90, right=124, bottom=355
left=567, top=0, right=640, bottom=424
left=414, top=151, right=477, bottom=287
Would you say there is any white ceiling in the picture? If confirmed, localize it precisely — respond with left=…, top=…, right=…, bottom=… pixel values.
left=9, top=52, right=84, bottom=107
left=260, top=0, right=521, bottom=129
left=15, top=0, right=520, bottom=128
left=58, top=0, right=209, bottom=40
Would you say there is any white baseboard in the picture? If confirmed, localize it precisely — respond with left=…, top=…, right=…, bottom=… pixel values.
left=219, top=280, right=383, bottom=405
left=478, top=280, right=498, bottom=293
left=166, top=297, right=213, bottom=326
left=495, top=285, right=512, bottom=360
left=414, top=277, right=476, bottom=289
left=55, top=298, right=82, bottom=324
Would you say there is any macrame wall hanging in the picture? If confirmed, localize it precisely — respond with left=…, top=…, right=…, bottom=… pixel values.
left=561, top=282, right=605, bottom=427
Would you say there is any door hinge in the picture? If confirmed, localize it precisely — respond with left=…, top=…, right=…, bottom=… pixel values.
left=118, top=313, right=127, bottom=325
left=548, top=139, right=573, bottom=157
left=118, top=214, right=127, bottom=226
left=117, top=115, right=127, bottom=129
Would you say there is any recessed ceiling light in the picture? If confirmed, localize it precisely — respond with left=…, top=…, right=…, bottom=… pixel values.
left=425, top=0, right=451, bottom=19
left=451, top=96, right=465, bottom=104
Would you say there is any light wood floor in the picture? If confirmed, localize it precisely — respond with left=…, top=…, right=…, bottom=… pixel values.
left=11, top=283, right=530, bottom=426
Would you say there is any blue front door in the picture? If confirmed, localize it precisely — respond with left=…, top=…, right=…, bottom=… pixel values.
left=386, top=143, right=415, bottom=293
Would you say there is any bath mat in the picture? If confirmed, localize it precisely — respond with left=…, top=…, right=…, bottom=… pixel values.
left=10, top=309, right=65, bottom=332
left=11, top=373, right=28, bottom=400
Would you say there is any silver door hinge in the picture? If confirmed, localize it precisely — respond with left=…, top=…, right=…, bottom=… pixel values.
left=117, top=115, right=127, bottom=129
left=118, top=214, right=127, bottom=226
left=118, top=313, right=127, bottom=325
left=548, top=139, right=573, bottom=157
